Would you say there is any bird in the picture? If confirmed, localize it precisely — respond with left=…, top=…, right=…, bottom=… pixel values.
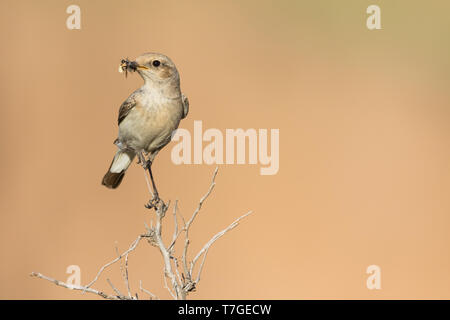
left=102, top=52, right=189, bottom=203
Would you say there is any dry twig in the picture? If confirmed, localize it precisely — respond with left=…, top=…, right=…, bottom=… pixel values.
left=31, top=166, right=252, bottom=299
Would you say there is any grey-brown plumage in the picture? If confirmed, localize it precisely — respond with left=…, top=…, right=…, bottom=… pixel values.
left=102, top=167, right=125, bottom=189
left=102, top=53, right=188, bottom=189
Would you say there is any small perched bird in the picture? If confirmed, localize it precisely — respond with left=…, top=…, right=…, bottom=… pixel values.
left=102, top=53, right=189, bottom=201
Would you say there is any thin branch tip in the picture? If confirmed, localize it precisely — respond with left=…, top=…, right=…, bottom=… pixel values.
left=31, top=167, right=252, bottom=300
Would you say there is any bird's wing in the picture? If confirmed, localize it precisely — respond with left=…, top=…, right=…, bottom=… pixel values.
left=118, top=96, right=136, bottom=125
left=181, top=93, right=189, bottom=119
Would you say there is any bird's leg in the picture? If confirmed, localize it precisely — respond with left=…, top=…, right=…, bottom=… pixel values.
left=145, top=164, right=161, bottom=209
left=139, top=152, right=161, bottom=209
left=146, top=160, right=159, bottom=201
left=137, top=152, right=146, bottom=166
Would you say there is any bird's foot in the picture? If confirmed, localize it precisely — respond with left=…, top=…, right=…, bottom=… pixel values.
left=145, top=193, right=161, bottom=210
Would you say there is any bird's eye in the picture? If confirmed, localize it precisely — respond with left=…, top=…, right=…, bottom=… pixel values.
left=152, top=60, right=161, bottom=67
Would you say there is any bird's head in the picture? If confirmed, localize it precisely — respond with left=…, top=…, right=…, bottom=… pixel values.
left=120, top=53, right=179, bottom=85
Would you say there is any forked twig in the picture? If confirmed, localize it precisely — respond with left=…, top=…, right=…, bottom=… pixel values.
left=30, top=272, right=121, bottom=300
left=31, top=167, right=252, bottom=300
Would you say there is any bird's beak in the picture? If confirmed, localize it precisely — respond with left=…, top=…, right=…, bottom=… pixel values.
left=137, top=64, right=149, bottom=70
left=119, top=60, right=149, bottom=74
left=129, top=61, right=149, bottom=71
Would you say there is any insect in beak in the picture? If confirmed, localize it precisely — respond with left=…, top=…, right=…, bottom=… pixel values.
left=118, top=58, right=137, bottom=78
left=119, top=59, right=148, bottom=78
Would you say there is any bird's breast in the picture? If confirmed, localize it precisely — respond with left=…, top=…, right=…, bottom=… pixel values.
left=118, top=99, right=183, bottom=153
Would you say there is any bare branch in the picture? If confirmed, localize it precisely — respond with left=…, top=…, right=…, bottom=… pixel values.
left=182, top=235, right=191, bottom=282
left=31, top=166, right=253, bottom=301
left=190, top=211, right=253, bottom=280
left=114, top=242, right=132, bottom=299
left=163, top=270, right=177, bottom=299
left=106, top=278, right=128, bottom=299
left=30, top=272, right=121, bottom=300
left=153, top=201, right=184, bottom=299
left=168, top=200, right=179, bottom=252
left=173, top=257, right=183, bottom=285
left=85, top=235, right=143, bottom=288
left=182, top=167, right=219, bottom=282
left=195, top=248, right=209, bottom=284
left=186, top=167, right=218, bottom=230
left=173, top=200, right=179, bottom=240
left=124, top=253, right=132, bottom=298
left=139, top=280, right=158, bottom=300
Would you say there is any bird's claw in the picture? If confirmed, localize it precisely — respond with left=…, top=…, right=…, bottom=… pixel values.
left=145, top=194, right=161, bottom=209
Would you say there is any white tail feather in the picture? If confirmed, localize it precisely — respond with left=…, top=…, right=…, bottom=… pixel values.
left=110, top=150, right=135, bottom=173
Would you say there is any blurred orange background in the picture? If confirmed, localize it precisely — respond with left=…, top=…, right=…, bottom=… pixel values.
left=0, top=0, right=449, bottom=299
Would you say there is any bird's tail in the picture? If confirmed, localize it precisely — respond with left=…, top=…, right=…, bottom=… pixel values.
left=102, top=149, right=135, bottom=189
